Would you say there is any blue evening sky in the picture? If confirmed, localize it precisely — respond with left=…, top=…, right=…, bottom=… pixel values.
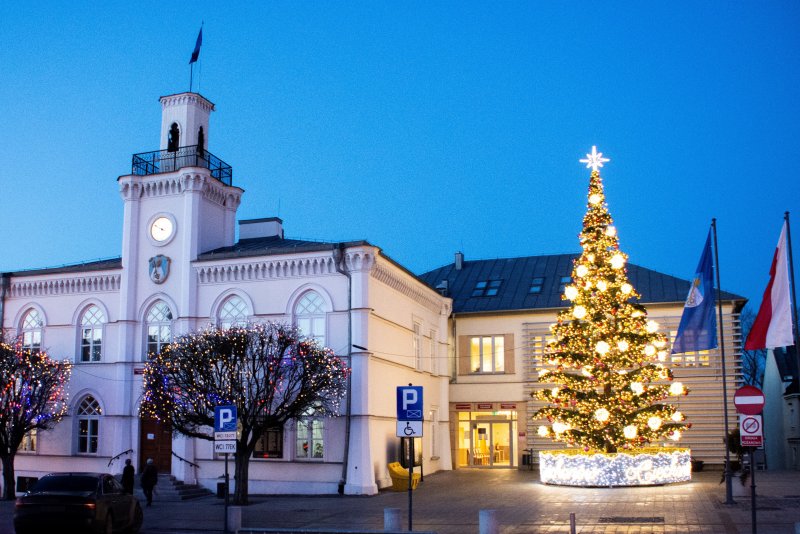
left=1, top=2, right=798, bottom=311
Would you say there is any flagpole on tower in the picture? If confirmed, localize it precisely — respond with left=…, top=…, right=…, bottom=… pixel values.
left=711, top=218, right=735, bottom=504
left=189, top=23, right=203, bottom=93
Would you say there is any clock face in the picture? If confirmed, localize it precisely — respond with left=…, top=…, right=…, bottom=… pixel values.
left=150, top=216, right=174, bottom=242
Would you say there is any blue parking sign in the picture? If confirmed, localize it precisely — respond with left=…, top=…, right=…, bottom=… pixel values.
left=214, top=405, right=237, bottom=432
left=397, top=386, right=423, bottom=421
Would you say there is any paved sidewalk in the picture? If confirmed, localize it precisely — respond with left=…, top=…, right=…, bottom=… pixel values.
left=2, top=469, right=799, bottom=533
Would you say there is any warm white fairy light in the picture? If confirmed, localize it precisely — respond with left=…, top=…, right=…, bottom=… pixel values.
left=669, top=382, right=684, bottom=396
left=576, top=265, right=589, bottom=277
left=564, top=285, right=578, bottom=300
left=617, top=340, right=629, bottom=352
left=589, top=193, right=602, bottom=205
left=539, top=449, right=692, bottom=487
left=595, top=341, right=610, bottom=355
left=538, top=425, right=549, bottom=437
left=623, top=425, right=638, bottom=439
left=646, top=320, right=659, bottom=333
left=573, top=306, right=587, bottom=319
left=657, top=351, right=667, bottom=361
left=630, top=382, right=644, bottom=395
left=597, top=280, right=608, bottom=291
left=647, top=416, right=662, bottom=430
left=552, top=421, right=570, bottom=434
left=610, top=253, right=625, bottom=269
left=671, top=411, right=683, bottom=422
left=644, top=345, right=656, bottom=356
left=595, top=408, right=610, bottom=422
left=606, top=226, right=617, bottom=237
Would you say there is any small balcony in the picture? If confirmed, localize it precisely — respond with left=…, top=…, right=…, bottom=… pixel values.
left=131, top=145, right=232, bottom=186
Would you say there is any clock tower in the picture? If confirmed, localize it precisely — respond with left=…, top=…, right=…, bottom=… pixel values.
left=117, top=91, right=243, bottom=335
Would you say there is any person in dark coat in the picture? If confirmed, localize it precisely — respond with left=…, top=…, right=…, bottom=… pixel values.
left=121, top=459, right=135, bottom=494
left=141, top=458, right=158, bottom=506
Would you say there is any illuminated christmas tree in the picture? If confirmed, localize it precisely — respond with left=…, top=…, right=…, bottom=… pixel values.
left=534, top=147, right=689, bottom=456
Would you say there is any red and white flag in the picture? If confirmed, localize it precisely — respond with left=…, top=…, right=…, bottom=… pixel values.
left=745, top=222, right=795, bottom=350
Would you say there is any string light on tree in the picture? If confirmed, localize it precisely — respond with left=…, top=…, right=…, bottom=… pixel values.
left=533, top=146, right=690, bottom=487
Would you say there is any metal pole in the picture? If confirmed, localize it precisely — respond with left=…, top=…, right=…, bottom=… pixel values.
left=712, top=219, right=735, bottom=504
left=189, top=62, right=194, bottom=93
left=783, top=213, right=800, bottom=384
left=408, top=438, right=413, bottom=532
left=750, top=448, right=757, bottom=534
left=224, top=452, right=229, bottom=534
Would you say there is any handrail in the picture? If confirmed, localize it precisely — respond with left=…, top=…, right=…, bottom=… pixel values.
left=107, top=448, right=133, bottom=468
left=171, top=451, right=200, bottom=469
left=131, top=145, right=233, bottom=186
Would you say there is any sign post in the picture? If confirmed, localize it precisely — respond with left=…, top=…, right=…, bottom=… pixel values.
left=215, top=405, right=237, bottom=534
left=734, top=386, right=764, bottom=534
left=397, top=385, right=423, bottom=532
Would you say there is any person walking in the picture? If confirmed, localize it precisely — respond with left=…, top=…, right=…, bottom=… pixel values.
left=141, top=458, right=158, bottom=506
left=121, top=458, right=135, bottom=494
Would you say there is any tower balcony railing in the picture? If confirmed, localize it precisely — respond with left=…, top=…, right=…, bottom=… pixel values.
left=131, top=145, right=232, bottom=186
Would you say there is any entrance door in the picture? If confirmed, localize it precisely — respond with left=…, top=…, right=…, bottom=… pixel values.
left=470, top=421, right=512, bottom=467
left=139, top=418, right=172, bottom=473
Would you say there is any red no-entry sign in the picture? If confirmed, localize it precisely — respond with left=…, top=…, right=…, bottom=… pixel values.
left=734, top=385, right=765, bottom=415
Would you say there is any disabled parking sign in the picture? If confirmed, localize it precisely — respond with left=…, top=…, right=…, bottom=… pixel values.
left=397, top=386, right=423, bottom=437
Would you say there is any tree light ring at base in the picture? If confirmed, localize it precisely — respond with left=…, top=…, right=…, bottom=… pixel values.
left=538, top=448, right=691, bottom=487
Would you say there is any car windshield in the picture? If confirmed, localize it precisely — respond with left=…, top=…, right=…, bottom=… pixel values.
left=32, top=475, right=99, bottom=492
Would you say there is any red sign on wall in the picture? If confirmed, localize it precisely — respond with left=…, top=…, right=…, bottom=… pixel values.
left=476, top=403, right=493, bottom=410
left=455, top=403, right=472, bottom=411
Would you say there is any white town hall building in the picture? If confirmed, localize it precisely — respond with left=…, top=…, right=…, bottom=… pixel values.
left=1, top=91, right=452, bottom=495
left=1, top=89, right=746, bottom=497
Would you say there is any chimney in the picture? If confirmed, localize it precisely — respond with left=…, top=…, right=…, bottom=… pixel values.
left=454, top=251, right=464, bottom=271
left=239, top=217, right=284, bottom=239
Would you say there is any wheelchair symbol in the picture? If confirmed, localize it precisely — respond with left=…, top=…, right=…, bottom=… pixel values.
left=404, top=422, right=416, bottom=436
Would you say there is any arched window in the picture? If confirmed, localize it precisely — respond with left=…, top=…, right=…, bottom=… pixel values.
left=294, top=291, right=326, bottom=345
left=197, top=126, right=205, bottom=157
left=146, top=301, right=173, bottom=358
left=167, top=122, right=180, bottom=152
left=77, top=395, right=102, bottom=454
left=21, top=309, right=43, bottom=353
left=80, top=305, right=105, bottom=362
left=218, top=295, right=248, bottom=330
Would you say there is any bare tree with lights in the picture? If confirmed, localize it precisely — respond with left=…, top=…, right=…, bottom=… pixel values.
left=140, top=323, right=349, bottom=505
left=534, top=147, right=690, bottom=454
left=0, top=341, right=72, bottom=500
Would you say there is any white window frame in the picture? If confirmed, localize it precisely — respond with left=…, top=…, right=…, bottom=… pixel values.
left=79, top=305, right=105, bottom=363
left=294, top=291, right=327, bottom=346
left=469, top=335, right=505, bottom=374
left=76, top=396, right=102, bottom=454
left=294, top=417, right=325, bottom=461
left=413, top=322, right=422, bottom=371
left=218, top=295, right=248, bottom=329
left=21, top=309, right=43, bottom=353
left=145, top=301, right=173, bottom=359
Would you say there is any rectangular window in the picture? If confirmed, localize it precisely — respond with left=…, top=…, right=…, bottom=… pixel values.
left=78, top=419, right=99, bottom=453
left=19, top=429, right=37, bottom=453
left=429, top=330, right=437, bottom=375
left=469, top=336, right=505, bottom=373
left=413, top=322, right=422, bottom=370
left=23, top=331, right=41, bottom=353
left=295, top=419, right=324, bottom=460
left=559, top=276, right=572, bottom=293
left=81, top=327, right=102, bottom=362
left=529, top=277, right=545, bottom=294
left=472, top=280, right=502, bottom=297
left=253, top=426, right=283, bottom=459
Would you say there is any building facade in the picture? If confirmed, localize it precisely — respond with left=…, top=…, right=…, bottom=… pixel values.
left=1, top=92, right=452, bottom=495
left=419, top=252, right=746, bottom=469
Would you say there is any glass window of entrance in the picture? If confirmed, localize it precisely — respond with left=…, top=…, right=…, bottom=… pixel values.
left=469, top=335, right=505, bottom=373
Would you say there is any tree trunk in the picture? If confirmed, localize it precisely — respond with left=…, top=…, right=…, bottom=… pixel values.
left=233, top=443, right=251, bottom=505
left=1, top=453, right=16, bottom=500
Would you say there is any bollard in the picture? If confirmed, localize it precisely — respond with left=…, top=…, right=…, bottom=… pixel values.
left=479, top=509, right=498, bottom=534
left=384, top=508, right=402, bottom=531
left=570, top=512, right=576, bottom=534
left=226, top=505, right=242, bottom=533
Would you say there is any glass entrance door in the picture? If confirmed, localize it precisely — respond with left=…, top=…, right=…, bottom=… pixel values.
left=470, top=421, right=512, bottom=467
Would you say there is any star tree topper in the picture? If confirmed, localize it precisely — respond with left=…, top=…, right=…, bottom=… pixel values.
left=580, top=145, right=610, bottom=172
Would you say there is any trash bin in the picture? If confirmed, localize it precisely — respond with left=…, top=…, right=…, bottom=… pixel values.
left=216, top=481, right=227, bottom=498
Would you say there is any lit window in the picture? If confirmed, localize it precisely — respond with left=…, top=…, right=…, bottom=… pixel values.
left=77, top=396, right=101, bottom=454
left=146, top=301, right=173, bottom=357
left=80, top=305, right=105, bottom=362
left=253, top=426, right=283, bottom=459
left=19, top=429, right=37, bottom=453
left=472, top=280, right=502, bottom=297
left=669, top=330, right=710, bottom=367
left=295, top=415, right=324, bottom=460
left=529, top=277, right=545, bottom=294
left=21, top=309, right=43, bottom=353
left=470, top=335, right=505, bottom=373
left=295, top=291, right=326, bottom=345
left=218, top=296, right=248, bottom=329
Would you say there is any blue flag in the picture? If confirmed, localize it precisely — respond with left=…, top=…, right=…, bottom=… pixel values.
left=189, top=27, right=203, bottom=64
left=672, top=230, right=718, bottom=353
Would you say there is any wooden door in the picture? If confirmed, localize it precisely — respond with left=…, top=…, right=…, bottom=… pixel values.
left=139, top=418, right=172, bottom=473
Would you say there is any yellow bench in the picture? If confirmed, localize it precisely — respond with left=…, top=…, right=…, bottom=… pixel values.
left=387, top=461, right=421, bottom=491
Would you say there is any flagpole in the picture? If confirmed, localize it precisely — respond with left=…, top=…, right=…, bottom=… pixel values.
left=784, top=212, right=800, bottom=381
left=189, top=63, right=194, bottom=93
left=712, top=218, right=734, bottom=504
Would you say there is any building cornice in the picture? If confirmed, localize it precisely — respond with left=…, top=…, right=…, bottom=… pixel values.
left=159, top=92, right=215, bottom=112
left=196, top=255, right=338, bottom=284
left=371, top=260, right=446, bottom=314
left=118, top=171, right=242, bottom=209
left=9, top=274, right=121, bottom=298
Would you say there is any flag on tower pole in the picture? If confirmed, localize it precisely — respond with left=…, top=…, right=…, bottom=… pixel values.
left=745, top=221, right=795, bottom=350
left=672, top=229, right=718, bottom=354
left=189, top=26, right=203, bottom=64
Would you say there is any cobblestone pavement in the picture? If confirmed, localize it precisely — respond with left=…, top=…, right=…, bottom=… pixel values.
left=2, top=469, right=799, bottom=533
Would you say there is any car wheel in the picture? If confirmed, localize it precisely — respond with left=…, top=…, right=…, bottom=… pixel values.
left=127, top=503, right=143, bottom=533
left=104, top=513, right=114, bottom=534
